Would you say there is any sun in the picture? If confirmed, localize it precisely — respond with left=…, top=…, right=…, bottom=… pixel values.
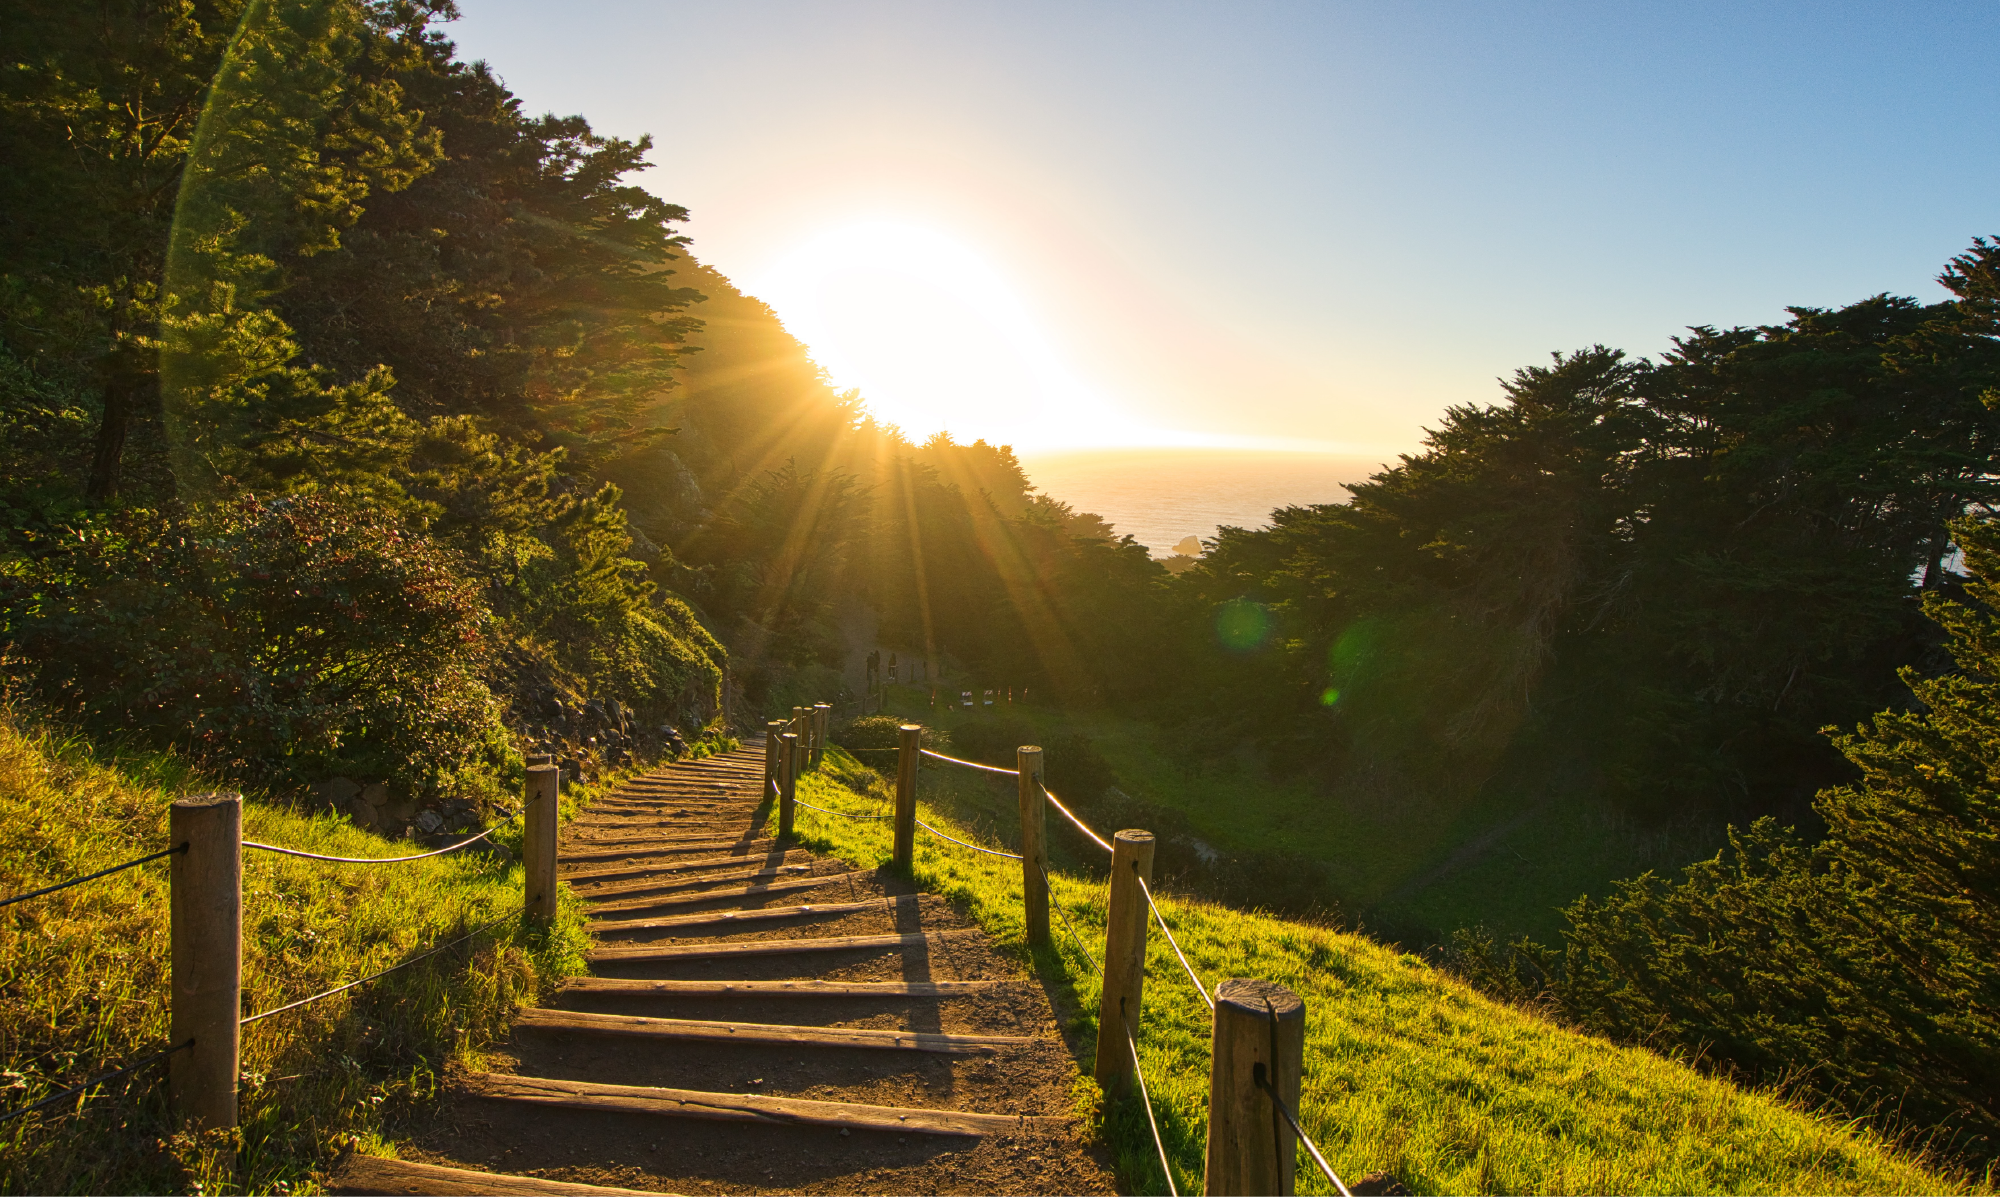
left=744, top=219, right=1152, bottom=452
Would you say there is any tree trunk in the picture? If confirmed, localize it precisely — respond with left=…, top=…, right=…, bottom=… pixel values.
left=85, top=376, right=134, bottom=500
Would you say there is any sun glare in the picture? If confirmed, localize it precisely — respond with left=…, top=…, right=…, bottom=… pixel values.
left=746, top=220, right=1164, bottom=452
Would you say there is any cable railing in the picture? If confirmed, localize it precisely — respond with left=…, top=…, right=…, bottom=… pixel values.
left=774, top=710, right=1351, bottom=1196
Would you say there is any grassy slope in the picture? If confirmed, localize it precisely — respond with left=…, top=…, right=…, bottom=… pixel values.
left=788, top=743, right=1966, bottom=1196
left=882, top=689, right=1723, bottom=944
left=0, top=709, right=593, bottom=1194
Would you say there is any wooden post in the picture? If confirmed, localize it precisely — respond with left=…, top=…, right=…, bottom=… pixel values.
left=812, top=703, right=831, bottom=768
left=526, top=752, right=552, bottom=767
left=1093, top=828, right=1156, bottom=1092
left=1203, top=979, right=1307, bottom=1197
left=1017, top=746, right=1048, bottom=944
left=524, top=764, right=560, bottom=923
left=779, top=732, right=800, bottom=839
left=893, top=724, right=921, bottom=871
left=170, top=792, right=241, bottom=1135
left=764, top=720, right=784, bottom=797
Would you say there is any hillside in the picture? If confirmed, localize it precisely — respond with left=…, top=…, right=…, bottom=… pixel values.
left=788, top=741, right=1966, bottom=1195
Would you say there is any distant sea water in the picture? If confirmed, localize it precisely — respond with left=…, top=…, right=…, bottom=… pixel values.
left=1021, top=448, right=1388, bottom=557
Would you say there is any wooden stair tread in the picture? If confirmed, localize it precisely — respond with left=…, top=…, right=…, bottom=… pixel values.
left=588, top=930, right=971, bottom=963
left=584, top=872, right=864, bottom=916
left=562, top=838, right=774, bottom=860
left=589, top=897, right=902, bottom=934
left=326, top=1152, right=667, bottom=1196
left=459, top=1071, right=1055, bottom=1137
left=574, top=863, right=820, bottom=901
left=514, top=1007, right=1036, bottom=1052
left=555, top=978, right=1003, bottom=999
left=560, top=850, right=807, bottom=884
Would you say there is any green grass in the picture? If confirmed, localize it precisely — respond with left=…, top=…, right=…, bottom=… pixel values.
left=786, top=742, right=1973, bottom=1196
left=873, top=688, right=1721, bottom=944
left=0, top=707, right=594, bottom=1194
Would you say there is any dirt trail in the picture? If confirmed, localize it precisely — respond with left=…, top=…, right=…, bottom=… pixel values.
left=333, top=743, right=1114, bottom=1196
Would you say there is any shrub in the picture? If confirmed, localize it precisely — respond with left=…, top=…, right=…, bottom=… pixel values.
left=1, top=492, right=504, bottom=788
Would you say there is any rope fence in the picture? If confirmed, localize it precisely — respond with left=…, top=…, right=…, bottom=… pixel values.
left=243, top=811, right=518, bottom=864
left=6, top=771, right=562, bottom=1133
left=0, top=843, right=185, bottom=910
left=240, top=907, right=523, bottom=1027
left=799, top=714, right=1344, bottom=1196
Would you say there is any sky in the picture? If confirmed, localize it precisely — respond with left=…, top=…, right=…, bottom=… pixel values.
left=447, top=1, right=2000, bottom=457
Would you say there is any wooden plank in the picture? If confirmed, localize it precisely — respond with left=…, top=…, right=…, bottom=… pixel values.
left=588, top=897, right=901, bottom=935
left=584, top=873, right=865, bottom=916
left=554, top=978, right=1002, bottom=1000
left=560, top=850, right=806, bottom=885
left=327, top=1152, right=666, bottom=1196
left=561, top=838, right=775, bottom=863
left=513, top=1008, right=1036, bottom=1053
left=588, top=930, right=969, bottom=964
left=573, top=863, right=819, bottom=903
left=459, top=1072, right=1053, bottom=1138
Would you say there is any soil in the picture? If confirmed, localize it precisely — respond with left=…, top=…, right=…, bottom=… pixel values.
left=376, top=746, right=1117, bottom=1196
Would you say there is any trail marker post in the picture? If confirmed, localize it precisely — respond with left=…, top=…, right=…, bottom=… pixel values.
left=1204, top=978, right=1307, bottom=1196
left=779, top=732, right=800, bottom=838
left=1094, top=828, right=1156, bottom=1092
left=524, top=764, right=560, bottom=923
left=1016, top=746, right=1049, bottom=944
left=764, top=720, right=784, bottom=795
left=170, top=792, right=242, bottom=1139
left=894, top=724, right=921, bottom=871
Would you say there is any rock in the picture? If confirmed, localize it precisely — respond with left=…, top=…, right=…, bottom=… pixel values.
left=360, top=782, right=389, bottom=808
left=1350, top=1171, right=1409, bottom=1196
left=415, top=810, right=443, bottom=834
left=312, top=777, right=361, bottom=807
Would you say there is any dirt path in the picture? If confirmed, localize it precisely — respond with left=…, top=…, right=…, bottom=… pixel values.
left=333, top=743, right=1114, bottom=1196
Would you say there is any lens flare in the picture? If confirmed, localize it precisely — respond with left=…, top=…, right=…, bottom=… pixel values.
left=1215, top=599, right=1273, bottom=652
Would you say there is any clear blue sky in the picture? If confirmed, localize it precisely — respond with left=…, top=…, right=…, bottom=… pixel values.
left=446, top=1, right=2000, bottom=456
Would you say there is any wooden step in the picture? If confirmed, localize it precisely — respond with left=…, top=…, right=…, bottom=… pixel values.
left=326, top=1152, right=665, bottom=1196
left=588, top=930, right=970, bottom=964
left=588, top=897, right=902, bottom=935
left=561, top=850, right=807, bottom=885
left=584, top=872, right=866, bottom=916
left=562, top=838, right=776, bottom=864
left=555, top=978, right=1002, bottom=1000
left=459, top=1071, right=1053, bottom=1137
left=514, top=1008, right=1036, bottom=1053
left=573, top=863, right=821, bottom=902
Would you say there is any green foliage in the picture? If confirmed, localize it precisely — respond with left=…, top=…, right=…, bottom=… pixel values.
left=1, top=491, right=503, bottom=787
left=1457, top=514, right=2000, bottom=1164
left=1187, top=290, right=2000, bottom=814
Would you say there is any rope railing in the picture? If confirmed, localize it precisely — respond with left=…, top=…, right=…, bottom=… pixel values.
left=919, top=748, right=1020, bottom=776
left=240, top=907, right=522, bottom=1027
left=1258, top=1062, right=1351, bottom=1197
left=243, top=811, right=518, bottom=864
left=0, top=844, right=186, bottom=910
left=1136, top=873, right=1214, bottom=1010
left=1038, top=779, right=1113, bottom=854
left=1039, top=860, right=1099, bottom=973
left=0, top=1038, right=194, bottom=1125
left=915, top=816, right=1023, bottom=860
left=799, top=706, right=1343, bottom=1194
left=794, top=796, right=890, bottom=821
left=1126, top=1019, right=1183, bottom=1198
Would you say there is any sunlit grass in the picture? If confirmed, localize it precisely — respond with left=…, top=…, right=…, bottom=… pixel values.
left=0, top=708, right=591, bottom=1194
left=788, top=743, right=1971, bottom=1196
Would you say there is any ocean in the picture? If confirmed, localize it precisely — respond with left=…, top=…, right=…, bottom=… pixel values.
left=1020, top=448, right=1388, bottom=557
